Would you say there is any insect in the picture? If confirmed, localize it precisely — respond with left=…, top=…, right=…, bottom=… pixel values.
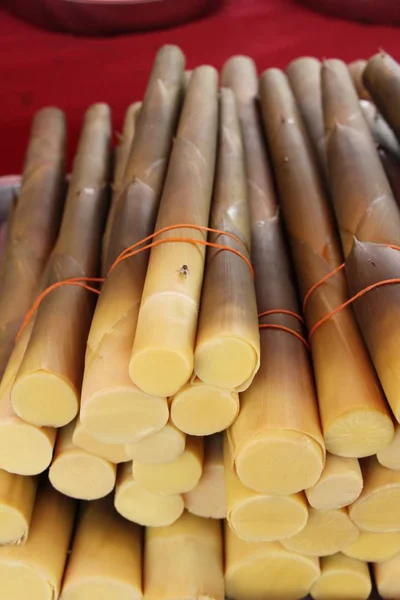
left=178, top=264, right=190, bottom=278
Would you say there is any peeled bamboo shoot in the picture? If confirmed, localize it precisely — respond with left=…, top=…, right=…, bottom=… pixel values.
left=374, top=552, right=400, bottom=599
left=222, top=56, right=325, bottom=495
left=377, top=424, right=400, bottom=470
left=184, top=433, right=226, bottom=519
left=132, top=435, right=203, bottom=495
left=61, top=496, right=142, bottom=600
left=224, top=434, right=308, bottom=542
left=364, top=52, right=400, bottom=142
left=259, top=67, right=393, bottom=458
left=81, top=46, right=185, bottom=443
left=305, top=454, right=363, bottom=510
left=125, top=420, right=186, bottom=464
left=0, top=469, right=37, bottom=545
left=281, top=507, right=359, bottom=556
left=0, top=482, right=75, bottom=600
left=73, top=419, right=130, bottom=464
left=310, top=553, right=371, bottom=600
left=145, top=512, right=224, bottom=600
left=342, top=530, right=400, bottom=562
left=114, top=462, right=184, bottom=527
left=11, top=104, right=111, bottom=427
left=225, top=522, right=320, bottom=600
left=348, top=456, right=400, bottom=532
left=193, top=87, right=259, bottom=391
left=49, top=419, right=116, bottom=500
left=0, top=108, right=66, bottom=378
left=129, top=65, right=219, bottom=397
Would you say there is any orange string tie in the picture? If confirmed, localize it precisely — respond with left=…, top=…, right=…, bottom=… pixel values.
left=258, top=309, right=310, bottom=350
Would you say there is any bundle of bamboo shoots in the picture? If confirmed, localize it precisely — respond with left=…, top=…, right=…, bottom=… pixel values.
left=310, top=553, right=372, bottom=600
left=259, top=67, right=394, bottom=458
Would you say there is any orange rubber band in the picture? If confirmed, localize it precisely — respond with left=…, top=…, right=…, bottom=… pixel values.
left=302, top=263, right=345, bottom=313
left=258, top=309, right=305, bottom=324
left=258, top=309, right=309, bottom=349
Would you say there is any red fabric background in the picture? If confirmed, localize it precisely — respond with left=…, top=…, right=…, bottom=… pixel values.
left=1, top=0, right=399, bottom=176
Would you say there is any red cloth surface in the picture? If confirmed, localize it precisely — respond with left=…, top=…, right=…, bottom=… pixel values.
left=1, top=0, right=400, bottom=176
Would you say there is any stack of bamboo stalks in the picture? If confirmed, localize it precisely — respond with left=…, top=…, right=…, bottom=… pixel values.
left=1, top=44, right=400, bottom=600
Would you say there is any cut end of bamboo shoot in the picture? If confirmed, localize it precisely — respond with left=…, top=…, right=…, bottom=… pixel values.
left=80, top=388, right=169, bottom=444
left=73, top=420, right=130, bottom=464
left=235, top=430, right=324, bottom=495
left=374, top=552, right=400, bottom=600
left=342, top=530, right=400, bottom=563
left=349, top=487, right=400, bottom=532
left=310, top=553, right=371, bottom=600
left=0, top=421, right=55, bottom=476
left=170, top=382, right=239, bottom=435
left=0, top=470, right=37, bottom=545
left=324, top=409, right=394, bottom=458
left=115, top=463, right=184, bottom=527
left=306, top=454, right=363, bottom=510
left=0, top=563, right=54, bottom=600
left=377, top=424, right=400, bottom=470
left=125, top=421, right=186, bottom=464
left=281, top=507, right=359, bottom=557
left=132, top=436, right=203, bottom=495
left=11, top=371, right=78, bottom=428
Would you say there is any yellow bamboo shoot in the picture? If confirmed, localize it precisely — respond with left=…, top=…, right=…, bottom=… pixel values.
left=61, top=495, right=142, bottom=600
left=0, top=469, right=37, bottom=545
left=374, top=552, right=400, bottom=599
left=0, top=481, right=75, bottom=600
left=348, top=456, right=400, bottom=532
left=81, top=46, right=185, bottom=444
left=222, top=56, right=324, bottom=495
left=342, top=530, right=400, bottom=562
left=132, top=435, right=203, bottom=495
left=377, top=424, right=400, bottom=470
left=224, top=435, right=308, bottom=542
left=225, top=522, right=320, bottom=600
left=73, top=419, right=130, bottom=464
left=145, top=512, right=224, bottom=600
left=129, top=66, right=219, bottom=397
left=170, top=380, right=239, bottom=436
left=310, top=553, right=371, bottom=600
left=49, top=419, right=116, bottom=500
left=184, top=433, right=226, bottom=519
left=305, top=454, right=363, bottom=510
left=11, top=103, right=111, bottom=427
left=114, top=462, right=184, bottom=527
left=125, top=420, right=186, bottom=464
left=281, top=507, right=359, bottom=556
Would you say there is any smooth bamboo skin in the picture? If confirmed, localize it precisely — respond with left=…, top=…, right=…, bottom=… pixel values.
left=222, top=56, right=324, bottom=495
left=281, top=507, right=359, bottom=557
left=360, top=99, right=400, bottom=161
left=125, top=420, right=186, bottom=464
left=224, top=435, right=308, bottom=542
left=0, top=482, right=75, bottom=600
left=49, top=419, right=116, bottom=500
left=378, top=424, right=400, bottom=470
left=129, top=66, right=219, bottom=398
left=114, top=462, right=184, bottom=527
left=132, top=435, right=203, bottom=496
left=145, top=512, right=224, bottom=600
left=81, top=47, right=185, bottom=444
left=184, top=434, right=226, bottom=519
left=73, top=419, right=130, bottom=464
left=343, top=530, right=400, bottom=562
left=259, top=68, right=394, bottom=458
left=11, top=104, right=111, bottom=428
left=61, top=496, right=142, bottom=600
left=0, top=108, right=66, bottom=378
left=0, top=469, right=37, bottom=545
left=349, top=456, right=400, bottom=532
left=374, top=552, right=400, bottom=599
left=364, top=52, right=400, bottom=142
left=286, top=56, right=327, bottom=176
left=349, top=59, right=371, bottom=100
left=193, top=88, right=259, bottom=392
left=305, top=454, right=363, bottom=510
left=170, top=379, right=239, bottom=436
left=310, top=554, right=371, bottom=600
left=102, top=101, right=141, bottom=275
left=225, top=522, right=320, bottom=600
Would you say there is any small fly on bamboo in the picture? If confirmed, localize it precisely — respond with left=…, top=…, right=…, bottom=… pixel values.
left=178, top=264, right=190, bottom=278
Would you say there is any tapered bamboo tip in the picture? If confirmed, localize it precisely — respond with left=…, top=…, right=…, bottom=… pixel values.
left=235, top=429, right=324, bottom=495
left=310, top=554, right=371, bottom=600
left=115, top=464, right=184, bottom=526
left=343, top=530, right=400, bottom=563
left=80, top=388, right=169, bottom=444
left=0, top=422, right=55, bottom=476
left=49, top=450, right=116, bottom=500
left=306, top=454, right=363, bottom=510
left=225, top=524, right=320, bottom=600
left=221, top=56, right=258, bottom=99
left=125, top=421, right=186, bottom=464
left=170, top=383, right=239, bottom=435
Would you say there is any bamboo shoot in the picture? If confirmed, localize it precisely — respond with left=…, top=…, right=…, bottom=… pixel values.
left=73, top=419, right=130, bottom=464
left=349, top=59, right=371, bottom=100
left=305, top=454, right=363, bottom=510
left=342, top=530, right=400, bottom=562
left=125, top=420, right=186, bottom=464
left=377, top=424, right=400, bottom=470
left=310, top=553, right=371, bottom=600
left=364, top=52, right=400, bottom=142
left=374, top=552, right=400, bottom=599
left=0, top=470, right=37, bottom=545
